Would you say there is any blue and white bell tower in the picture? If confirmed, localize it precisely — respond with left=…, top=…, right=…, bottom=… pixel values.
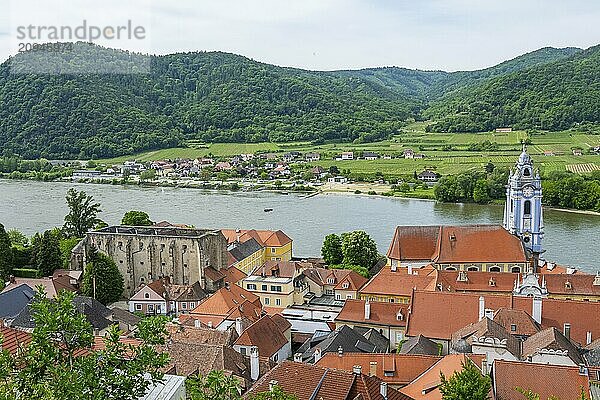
left=503, top=144, right=544, bottom=264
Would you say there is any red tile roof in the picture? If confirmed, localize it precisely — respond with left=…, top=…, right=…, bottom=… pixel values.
left=316, top=353, right=442, bottom=386
left=387, top=225, right=527, bottom=264
left=406, top=291, right=513, bottom=340
left=492, top=360, right=590, bottom=400
left=360, top=267, right=437, bottom=298
left=302, top=268, right=368, bottom=291
left=0, top=326, right=32, bottom=355
left=400, top=354, right=486, bottom=400
left=435, top=270, right=517, bottom=293
left=521, top=327, right=583, bottom=364
left=184, top=285, right=262, bottom=327
left=336, top=299, right=407, bottom=328
left=407, top=290, right=600, bottom=345
left=221, top=229, right=292, bottom=247
left=493, top=308, right=541, bottom=337
left=251, top=261, right=308, bottom=279
left=234, top=315, right=289, bottom=358
left=244, top=361, right=413, bottom=400
left=222, top=265, right=247, bottom=285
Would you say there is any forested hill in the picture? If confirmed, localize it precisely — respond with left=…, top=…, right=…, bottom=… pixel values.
left=0, top=43, right=593, bottom=159
left=425, top=45, right=600, bottom=132
left=0, top=44, right=418, bottom=159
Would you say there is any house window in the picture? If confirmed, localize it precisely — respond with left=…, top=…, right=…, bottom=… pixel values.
left=264, top=298, right=270, bottom=305
left=247, top=284, right=257, bottom=290
left=181, top=303, right=187, bottom=309
left=327, top=278, right=335, bottom=284
left=276, top=299, right=281, bottom=306
left=467, top=266, right=479, bottom=271
left=148, top=304, right=154, bottom=312
left=189, top=302, right=195, bottom=308
left=273, top=353, right=278, bottom=362
left=271, top=248, right=276, bottom=254
left=135, top=304, right=142, bottom=311
left=240, top=347, right=247, bottom=355
left=346, top=294, right=353, bottom=299
left=262, top=284, right=268, bottom=291
left=342, top=282, right=349, bottom=289
left=511, top=266, right=522, bottom=273
left=336, top=294, right=341, bottom=300
left=270, top=285, right=282, bottom=292
left=144, top=293, right=150, bottom=299
left=511, top=324, right=517, bottom=332
left=389, top=299, right=395, bottom=303
left=489, top=266, right=501, bottom=272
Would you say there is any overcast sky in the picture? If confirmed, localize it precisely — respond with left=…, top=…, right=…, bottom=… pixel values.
left=1, top=0, right=599, bottom=71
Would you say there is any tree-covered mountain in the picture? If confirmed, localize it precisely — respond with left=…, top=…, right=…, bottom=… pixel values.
left=0, top=43, right=417, bottom=159
left=425, top=46, right=600, bottom=132
left=0, top=42, right=593, bottom=159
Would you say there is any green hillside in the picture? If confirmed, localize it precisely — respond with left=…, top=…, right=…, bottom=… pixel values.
left=0, top=42, right=594, bottom=160
left=426, top=46, right=600, bottom=132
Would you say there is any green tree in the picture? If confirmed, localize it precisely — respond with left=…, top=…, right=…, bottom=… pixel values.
left=63, top=189, right=102, bottom=238
left=59, top=237, right=82, bottom=269
left=121, top=211, right=153, bottom=226
left=439, top=360, right=491, bottom=400
left=321, top=234, right=343, bottom=265
left=140, top=169, right=156, bottom=182
left=485, top=161, right=496, bottom=174
left=7, top=229, right=28, bottom=247
left=187, top=370, right=242, bottom=400
left=341, top=231, right=379, bottom=269
left=250, top=385, right=298, bottom=400
left=0, top=289, right=168, bottom=400
left=473, top=179, right=492, bottom=204
left=81, top=247, right=124, bottom=305
left=31, top=230, right=62, bottom=276
left=0, top=223, right=13, bottom=280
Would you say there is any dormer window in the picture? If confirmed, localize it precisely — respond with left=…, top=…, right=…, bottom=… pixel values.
left=565, top=280, right=572, bottom=290
left=397, top=311, right=404, bottom=321
left=511, top=324, right=517, bottom=332
left=489, top=277, right=496, bottom=287
left=327, top=278, right=335, bottom=285
left=342, top=282, right=349, bottom=289
left=457, top=271, right=468, bottom=282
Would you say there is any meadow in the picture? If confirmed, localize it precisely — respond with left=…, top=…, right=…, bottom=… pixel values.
left=100, top=123, right=600, bottom=179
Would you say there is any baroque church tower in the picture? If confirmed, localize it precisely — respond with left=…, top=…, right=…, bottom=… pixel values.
left=503, top=144, right=544, bottom=267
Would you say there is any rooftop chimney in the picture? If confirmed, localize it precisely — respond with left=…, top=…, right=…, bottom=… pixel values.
left=478, top=296, right=485, bottom=321
left=338, top=346, right=343, bottom=357
left=250, top=347, right=260, bottom=381
left=235, top=317, right=243, bottom=336
left=353, top=365, right=362, bottom=375
left=407, top=264, right=413, bottom=275
left=364, top=300, right=371, bottom=320
left=587, top=332, right=593, bottom=346
left=532, top=297, right=542, bottom=325
left=369, top=361, right=377, bottom=377
left=564, top=323, right=571, bottom=340
left=194, top=319, right=201, bottom=328
left=481, top=357, right=488, bottom=375
left=314, top=348, right=322, bottom=363
left=269, top=380, right=278, bottom=392
left=380, top=382, right=388, bottom=400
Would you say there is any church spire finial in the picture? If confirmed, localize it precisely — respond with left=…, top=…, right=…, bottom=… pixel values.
left=521, top=139, right=527, bottom=153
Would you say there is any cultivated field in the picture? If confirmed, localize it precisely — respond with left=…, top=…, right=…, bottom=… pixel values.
left=100, top=123, right=600, bottom=178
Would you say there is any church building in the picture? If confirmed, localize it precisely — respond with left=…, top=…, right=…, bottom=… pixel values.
left=386, top=145, right=544, bottom=273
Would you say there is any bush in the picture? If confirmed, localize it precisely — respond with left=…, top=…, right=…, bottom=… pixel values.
left=13, top=268, right=42, bottom=278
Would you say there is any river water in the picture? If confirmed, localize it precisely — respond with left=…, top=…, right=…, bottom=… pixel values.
left=1, top=180, right=598, bottom=272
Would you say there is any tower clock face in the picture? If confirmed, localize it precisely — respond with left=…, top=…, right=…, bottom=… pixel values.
left=523, top=186, right=534, bottom=198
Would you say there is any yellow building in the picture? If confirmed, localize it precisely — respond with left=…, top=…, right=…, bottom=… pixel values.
left=241, top=261, right=305, bottom=308
left=222, top=229, right=293, bottom=275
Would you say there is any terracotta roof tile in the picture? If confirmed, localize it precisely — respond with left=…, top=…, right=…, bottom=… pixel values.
left=316, top=353, right=442, bottom=386
left=0, top=326, right=32, bottom=355
left=387, top=225, right=527, bottom=264
left=234, top=315, right=289, bottom=358
left=400, top=354, right=486, bottom=400
left=493, top=308, right=541, bottom=337
left=185, top=285, right=262, bottom=327
left=245, top=361, right=412, bottom=400
left=360, top=267, right=437, bottom=298
left=336, top=299, right=407, bottom=328
left=436, top=270, right=517, bottom=293
left=221, top=229, right=292, bottom=247
left=493, top=360, right=590, bottom=400
left=521, top=327, right=583, bottom=364
left=222, top=265, right=247, bottom=285
left=451, top=318, right=521, bottom=358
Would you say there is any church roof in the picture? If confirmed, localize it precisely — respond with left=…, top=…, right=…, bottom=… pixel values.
left=387, top=225, right=527, bottom=264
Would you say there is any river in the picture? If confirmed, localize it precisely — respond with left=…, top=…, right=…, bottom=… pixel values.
left=0, top=180, right=598, bottom=272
